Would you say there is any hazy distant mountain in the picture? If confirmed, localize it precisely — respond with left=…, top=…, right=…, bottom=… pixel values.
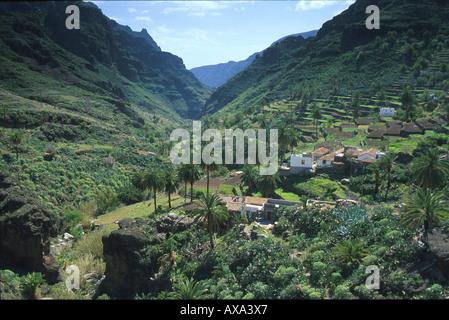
left=190, top=30, right=318, bottom=89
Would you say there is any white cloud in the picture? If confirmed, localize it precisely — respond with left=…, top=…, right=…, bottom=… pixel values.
left=163, top=1, right=228, bottom=17
left=127, top=7, right=137, bottom=13
left=135, top=16, right=153, bottom=23
left=109, top=16, right=126, bottom=23
left=294, top=1, right=336, bottom=11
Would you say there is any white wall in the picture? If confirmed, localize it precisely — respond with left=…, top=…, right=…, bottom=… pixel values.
left=290, top=153, right=313, bottom=168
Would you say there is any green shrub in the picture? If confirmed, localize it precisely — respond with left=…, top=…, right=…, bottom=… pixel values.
left=19, top=272, right=43, bottom=300
left=333, top=284, right=353, bottom=299
left=64, top=208, right=84, bottom=229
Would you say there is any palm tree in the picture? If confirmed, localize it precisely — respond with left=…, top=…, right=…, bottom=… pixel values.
left=350, top=91, right=361, bottom=119
left=333, top=238, right=369, bottom=265
left=378, top=153, right=396, bottom=201
left=369, top=162, right=381, bottom=198
left=164, top=170, right=180, bottom=209
left=400, top=86, right=415, bottom=121
left=286, top=126, right=299, bottom=154
left=177, top=164, right=189, bottom=203
left=184, top=164, right=202, bottom=203
left=410, top=148, right=449, bottom=191
left=169, top=277, right=208, bottom=300
left=8, top=130, right=25, bottom=160
left=158, top=240, right=178, bottom=272
left=257, top=173, right=281, bottom=198
left=401, top=187, right=449, bottom=234
left=310, top=104, right=322, bottom=139
left=240, top=165, right=259, bottom=193
left=200, top=161, right=218, bottom=196
left=278, top=124, right=291, bottom=159
left=193, top=193, right=229, bottom=250
left=143, top=167, right=166, bottom=214
left=131, top=170, right=146, bottom=190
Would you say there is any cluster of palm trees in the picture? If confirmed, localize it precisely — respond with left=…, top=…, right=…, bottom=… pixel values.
left=402, top=147, right=449, bottom=235
left=132, top=163, right=208, bottom=213
left=240, top=165, right=281, bottom=198
left=132, top=163, right=231, bottom=249
left=278, top=124, right=300, bottom=162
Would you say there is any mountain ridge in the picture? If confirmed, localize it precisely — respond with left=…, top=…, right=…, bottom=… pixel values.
left=0, top=0, right=211, bottom=124
left=190, top=30, right=318, bottom=89
left=203, top=0, right=449, bottom=122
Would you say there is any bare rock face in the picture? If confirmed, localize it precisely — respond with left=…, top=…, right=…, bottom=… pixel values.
left=0, top=172, right=62, bottom=283
left=405, top=227, right=449, bottom=286
left=425, top=228, right=449, bottom=280
left=99, top=214, right=194, bottom=299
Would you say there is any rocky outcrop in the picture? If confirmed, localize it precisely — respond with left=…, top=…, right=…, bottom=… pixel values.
left=421, top=228, right=449, bottom=281
left=406, top=227, right=449, bottom=285
left=0, top=172, right=62, bottom=283
left=99, top=214, right=194, bottom=299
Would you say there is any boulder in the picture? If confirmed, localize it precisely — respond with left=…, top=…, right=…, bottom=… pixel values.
left=0, top=172, right=62, bottom=284
left=99, top=214, right=194, bottom=298
left=99, top=218, right=154, bottom=298
left=406, top=227, right=449, bottom=284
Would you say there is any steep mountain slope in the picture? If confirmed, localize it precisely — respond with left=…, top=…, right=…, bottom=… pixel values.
left=0, top=0, right=211, bottom=129
left=190, top=30, right=318, bottom=89
left=203, top=0, right=449, bottom=122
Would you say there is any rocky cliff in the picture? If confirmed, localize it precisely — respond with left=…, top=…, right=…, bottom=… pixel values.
left=0, top=172, right=62, bottom=283
left=98, top=214, right=194, bottom=299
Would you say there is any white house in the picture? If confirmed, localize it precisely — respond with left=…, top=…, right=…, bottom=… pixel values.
left=355, top=148, right=385, bottom=161
left=380, top=107, right=395, bottom=117
left=290, top=153, right=313, bottom=173
left=317, top=153, right=335, bottom=168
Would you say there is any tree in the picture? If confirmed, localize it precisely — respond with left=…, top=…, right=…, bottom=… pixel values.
left=257, top=173, right=281, bottom=198
left=184, top=164, right=202, bottom=203
left=164, top=169, right=180, bottom=209
left=193, top=193, right=229, bottom=250
left=441, top=103, right=449, bottom=122
left=400, top=86, right=415, bottom=121
left=169, top=277, right=208, bottom=300
left=378, top=89, right=387, bottom=107
left=240, top=165, right=259, bottom=193
left=378, top=153, right=396, bottom=201
left=200, top=160, right=218, bottom=196
left=350, top=91, right=361, bottom=119
left=287, top=126, right=299, bottom=154
left=369, top=162, right=381, bottom=198
left=310, top=104, right=322, bottom=139
left=333, top=238, right=368, bottom=265
left=278, top=124, right=291, bottom=159
left=8, top=130, right=25, bottom=160
left=143, top=167, right=166, bottom=213
left=177, top=164, right=190, bottom=203
left=410, top=148, right=449, bottom=191
left=131, top=170, right=146, bottom=190
left=401, top=187, right=449, bottom=234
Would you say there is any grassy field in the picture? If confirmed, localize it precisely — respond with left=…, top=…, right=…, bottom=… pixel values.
left=94, top=194, right=185, bottom=229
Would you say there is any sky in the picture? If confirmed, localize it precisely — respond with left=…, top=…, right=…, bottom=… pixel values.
left=91, top=1, right=355, bottom=69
